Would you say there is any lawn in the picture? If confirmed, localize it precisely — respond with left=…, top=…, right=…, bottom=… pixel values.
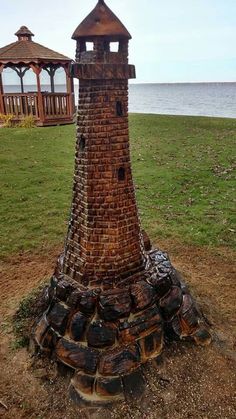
left=0, top=114, right=235, bottom=258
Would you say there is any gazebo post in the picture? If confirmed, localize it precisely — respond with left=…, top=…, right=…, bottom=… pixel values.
left=0, top=65, right=4, bottom=114
left=31, top=64, right=44, bottom=124
left=49, top=67, right=56, bottom=93
left=44, top=66, right=57, bottom=93
left=50, top=68, right=55, bottom=93
left=19, top=67, right=24, bottom=93
left=65, top=64, right=74, bottom=118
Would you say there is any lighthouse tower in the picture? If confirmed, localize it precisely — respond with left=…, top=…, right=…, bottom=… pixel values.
left=34, top=0, right=211, bottom=407
left=63, top=0, right=145, bottom=287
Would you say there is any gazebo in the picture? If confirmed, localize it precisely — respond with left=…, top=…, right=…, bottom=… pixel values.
left=0, top=26, right=75, bottom=126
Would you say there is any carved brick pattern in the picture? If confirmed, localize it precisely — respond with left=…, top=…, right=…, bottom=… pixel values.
left=63, top=78, right=145, bottom=286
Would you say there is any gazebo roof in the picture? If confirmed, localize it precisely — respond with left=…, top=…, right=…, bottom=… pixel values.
left=72, top=0, right=131, bottom=40
left=0, top=26, right=72, bottom=65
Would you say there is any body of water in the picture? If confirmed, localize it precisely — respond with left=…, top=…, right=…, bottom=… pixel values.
left=4, top=82, right=236, bottom=118
left=129, top=83, right=236, bottom=119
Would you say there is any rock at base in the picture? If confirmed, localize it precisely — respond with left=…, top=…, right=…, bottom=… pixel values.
left=72, top=372, right=95, bottom=395
left=193, top=327, right=212, bottom=346
left=69, top=311, right=89, bottom=341
left=46, top=302, right=70, bottom=335
left=139, top=329, right=163, bottom=362
left=56, top=338, right=99, bottom=373
left=130, top=280, right=155, bottom=311
left=99, top=344, right=140, bottom=376
left=87, top=321, right=117, bottom=348
left=95, top=376, right=123, bottom=398
left=99, top=289, right=132, bottom=321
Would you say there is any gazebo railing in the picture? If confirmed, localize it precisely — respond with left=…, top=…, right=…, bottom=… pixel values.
left=42, top=92, right=71, bottom=119
left=2, top=93, right=39, bottom=118
left=2, top=92, right=72, bottom=122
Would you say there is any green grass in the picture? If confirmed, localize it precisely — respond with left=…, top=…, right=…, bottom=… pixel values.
left=0, top=114, right=235, bottom=258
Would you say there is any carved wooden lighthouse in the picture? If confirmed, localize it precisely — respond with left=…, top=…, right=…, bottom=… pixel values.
left=34, top=0, right=210, bottom=406
left=64, top=0, right=145, bottom=286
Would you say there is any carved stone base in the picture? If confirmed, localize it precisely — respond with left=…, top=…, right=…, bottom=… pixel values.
left=33, top=240, right=211, bottom=405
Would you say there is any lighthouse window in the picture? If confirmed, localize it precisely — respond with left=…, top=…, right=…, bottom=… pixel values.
left=110, top=42, right=119, bottom=52
left=118, top=167, right=125, bottom=181
left=116, top=101, right=123, bottom=116
left=79, top=135, right=86, bottom=151
left=86, top=42, right=94, bottom=51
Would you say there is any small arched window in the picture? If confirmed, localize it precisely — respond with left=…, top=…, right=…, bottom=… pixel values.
left=116, top=101, right=123, bottom=117
left=79, top=135, right=86, bottom=151
left=118, top=167, right=125, bottom=181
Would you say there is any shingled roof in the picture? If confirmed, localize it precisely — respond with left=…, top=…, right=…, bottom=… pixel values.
left=72, top=0, right=131, bottom=40
left=0, top=26, right=72, bottom=64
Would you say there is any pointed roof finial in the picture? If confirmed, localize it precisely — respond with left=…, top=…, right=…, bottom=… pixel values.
left=72, top=0, right=131, bottom=40
left=15, top=26, right=34, bottom=41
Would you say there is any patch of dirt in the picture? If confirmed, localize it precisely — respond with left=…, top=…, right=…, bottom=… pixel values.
left=0, top=241, right=235, bottom=419
left=0, top=247, right=60, bottom=318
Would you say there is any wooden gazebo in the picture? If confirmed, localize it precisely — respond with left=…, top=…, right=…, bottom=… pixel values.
left=0, top=26, right=75, bottom=126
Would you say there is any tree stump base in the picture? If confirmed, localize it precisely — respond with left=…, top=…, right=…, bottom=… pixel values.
left=33, top=240, right=211, bottom=405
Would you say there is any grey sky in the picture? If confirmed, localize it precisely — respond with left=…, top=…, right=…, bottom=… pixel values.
left=1, top=0, right=235, bottom=82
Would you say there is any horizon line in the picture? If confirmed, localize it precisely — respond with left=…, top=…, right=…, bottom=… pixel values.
left=3, top=81, right=236, bottom=86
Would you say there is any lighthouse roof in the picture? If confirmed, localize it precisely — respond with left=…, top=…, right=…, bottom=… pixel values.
left=72, top=0, right=131, bottom=40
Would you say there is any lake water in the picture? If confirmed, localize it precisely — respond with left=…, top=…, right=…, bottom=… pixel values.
left=4, top=82, right=236, bottom=119
left=129, top=83, right=236, bottom=119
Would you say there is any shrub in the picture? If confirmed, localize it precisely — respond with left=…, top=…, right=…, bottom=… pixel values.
left=18, top=114, right=36, bottom=128
left=0, top=113, right=14, bottom=127
left=12, top=283, right=49, bottom=349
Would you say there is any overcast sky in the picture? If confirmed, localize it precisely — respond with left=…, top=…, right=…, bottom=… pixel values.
left=1, top=0, right=235, bottom=83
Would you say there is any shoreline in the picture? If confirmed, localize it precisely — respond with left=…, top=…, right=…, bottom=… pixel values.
left=128, top=112, right=236, bottom=119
